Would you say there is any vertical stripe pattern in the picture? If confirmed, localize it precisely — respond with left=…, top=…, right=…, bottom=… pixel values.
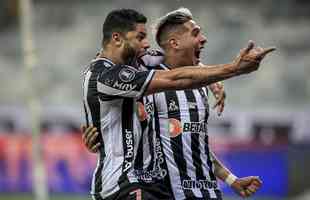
left=165, top=91, right=195, bottom=199
left=146, top=64, right=221, bottom=199
left=83, top=57, right=158, bottom=199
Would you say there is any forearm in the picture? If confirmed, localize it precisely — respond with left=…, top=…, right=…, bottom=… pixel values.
left=210, top=150, right=232, bottom=181
left=200, top=62, right=223, bottom=93
left=146, top=63, right=238, bottom=95
left=177, top=64, right=236, bottom=88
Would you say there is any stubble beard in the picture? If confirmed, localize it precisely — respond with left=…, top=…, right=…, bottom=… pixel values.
left=122, top=42, right=137, bottom=65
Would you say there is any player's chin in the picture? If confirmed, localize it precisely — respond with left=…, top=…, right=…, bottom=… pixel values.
left=137, top=49, right=147, bottom=58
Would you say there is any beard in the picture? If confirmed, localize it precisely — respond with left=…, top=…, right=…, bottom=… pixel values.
left=122, top=42, right=137, bottom=65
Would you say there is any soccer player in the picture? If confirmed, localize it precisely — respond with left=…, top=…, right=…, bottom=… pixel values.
left=82, top=8, right=274, bottom=200
left=140, top=8, right=263, bottom=199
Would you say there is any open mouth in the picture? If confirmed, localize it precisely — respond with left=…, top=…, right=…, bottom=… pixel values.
left=194, top=47, right=204, bottom=60
left=195, top=50, right=201, bottom=59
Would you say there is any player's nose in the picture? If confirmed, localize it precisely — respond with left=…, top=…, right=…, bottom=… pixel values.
left=200, top=34, right=207, bottom=45
left=142, top=39, right=150, bottom=50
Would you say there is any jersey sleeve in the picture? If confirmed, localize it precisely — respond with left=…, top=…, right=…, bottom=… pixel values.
left=137, top=49, right=164, bottom=69
left=97, top=64, right=155, bottom=99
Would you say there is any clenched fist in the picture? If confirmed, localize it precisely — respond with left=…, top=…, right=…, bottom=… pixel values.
left=231, top=176, right=262, bottom=198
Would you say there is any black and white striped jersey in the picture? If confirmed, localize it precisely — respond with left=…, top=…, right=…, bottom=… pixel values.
left=142, top=63, right=222, bottom=200
left=82, top=57, right=158, bottom=199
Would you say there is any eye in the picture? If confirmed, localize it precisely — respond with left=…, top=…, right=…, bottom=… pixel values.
left=137, top=33, right=146, bottom=41
left=192, top=28, right=201, bottom=37
left=137, top=35, right=144, bottom=41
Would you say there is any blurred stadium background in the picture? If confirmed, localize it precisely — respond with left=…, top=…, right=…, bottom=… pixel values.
left=0, top=0, right=309, bottom=199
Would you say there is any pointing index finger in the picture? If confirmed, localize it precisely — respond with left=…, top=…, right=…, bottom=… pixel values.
left=259, top=47, right=276, bottom=58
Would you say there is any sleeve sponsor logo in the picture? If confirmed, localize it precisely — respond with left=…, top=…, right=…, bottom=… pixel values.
left=119, top=67, right=136, bottom=83
left=113, top=81, right=137, bottom=91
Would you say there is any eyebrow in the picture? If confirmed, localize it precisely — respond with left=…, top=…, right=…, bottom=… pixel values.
left=137, top=32, right=147, bottom=37
left=194, top=25, right=201, bottom=31
left=191, top=26, right=201, bottom=35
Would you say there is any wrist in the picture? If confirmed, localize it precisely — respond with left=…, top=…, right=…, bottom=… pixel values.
left=223, top=62, right=238, bottom=74
left=225, top=173, right=238, bottom=186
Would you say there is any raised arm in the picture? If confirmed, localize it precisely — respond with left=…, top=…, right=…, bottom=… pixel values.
left=145, top=41, right=275, bottom=95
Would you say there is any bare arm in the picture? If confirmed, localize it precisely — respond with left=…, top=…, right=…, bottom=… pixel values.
left=210, top=150, right=263, bottom=198
left=145, top=41, right=275, bottom=95
left=210, top=150, right=231, bottom=181
left=146, top=63, right=236, bottom=95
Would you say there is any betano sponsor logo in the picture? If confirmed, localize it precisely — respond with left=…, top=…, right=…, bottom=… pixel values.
left=169, top=119, right=208, bottom=137
left=183, top=122, right=207, bottom=133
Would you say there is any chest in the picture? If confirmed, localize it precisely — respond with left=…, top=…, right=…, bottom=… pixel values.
left=154, top=88, right=209, bottom=120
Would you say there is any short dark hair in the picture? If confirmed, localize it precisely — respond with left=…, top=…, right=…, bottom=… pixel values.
left=155, top=8, right=193, bottom=47
left=102, top=9, right=147, bottom=46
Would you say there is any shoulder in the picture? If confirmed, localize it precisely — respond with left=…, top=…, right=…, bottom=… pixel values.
left=89, top=58, right=115, bottom=73
left=137, top=49, right=164, bottom=69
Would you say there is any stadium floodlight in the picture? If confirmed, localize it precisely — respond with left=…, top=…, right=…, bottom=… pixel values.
left=19, top=0, right=49, bottom=200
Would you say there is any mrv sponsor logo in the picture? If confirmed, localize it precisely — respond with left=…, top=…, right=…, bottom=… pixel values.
left=113, top=81, right=137, bottom=91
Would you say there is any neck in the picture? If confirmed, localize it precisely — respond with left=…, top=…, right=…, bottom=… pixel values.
left=98, top=45, right=124, bottom=65
left=163, top=50, right=194, bottom=69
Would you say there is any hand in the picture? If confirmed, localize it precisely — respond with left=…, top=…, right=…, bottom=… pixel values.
left=209, top=82, right=226, bottom=116
left=81, top=125, right=101, bottom=153
left=231, top=176, right=262, bottom=198
left=232, top=40, right=276, bottom=74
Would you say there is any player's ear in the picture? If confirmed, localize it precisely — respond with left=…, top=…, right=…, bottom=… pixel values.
left=112, top=32, right=123, bottom=47
left=168, top=38, right=179, bottom=49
